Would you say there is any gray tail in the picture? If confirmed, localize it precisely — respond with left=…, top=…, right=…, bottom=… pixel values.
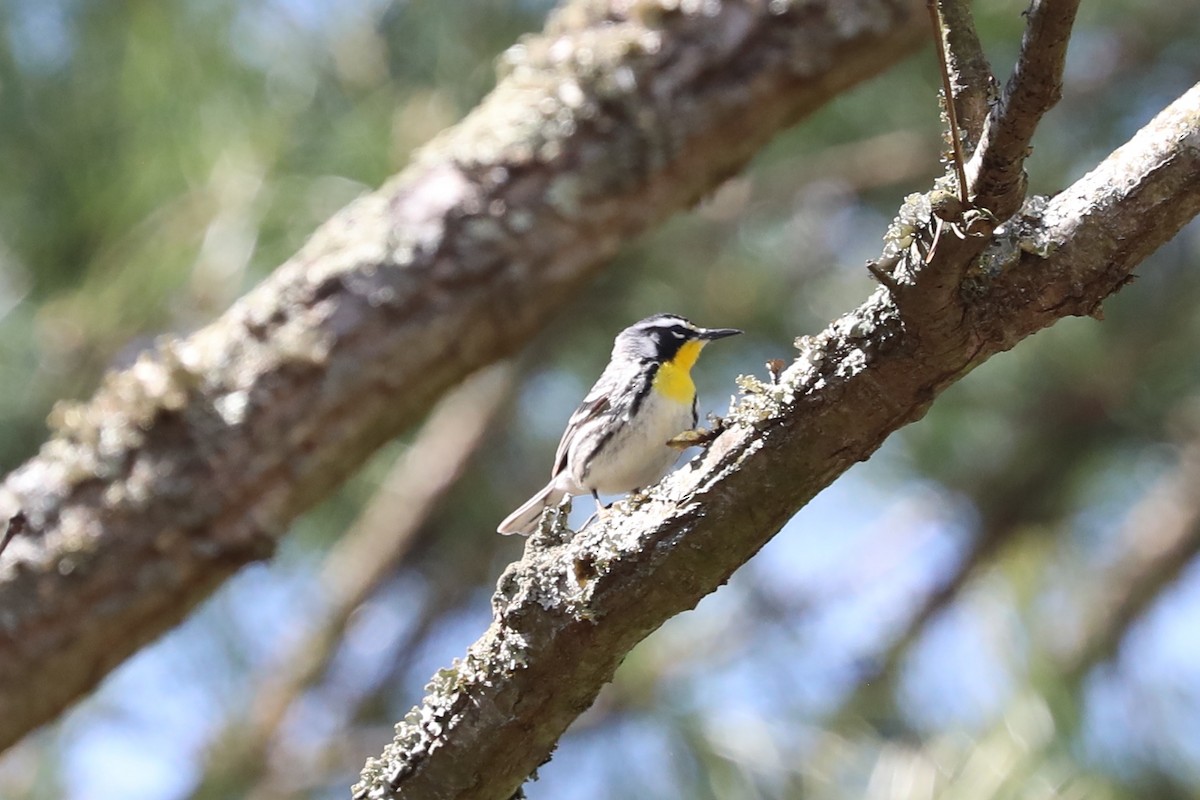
left=497, top=482, right=567, bottom=535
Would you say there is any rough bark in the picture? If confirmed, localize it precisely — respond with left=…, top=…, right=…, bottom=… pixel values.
left=352, top=83, right=1200, bottom=800
left=0, top=0, right=927, bottom=754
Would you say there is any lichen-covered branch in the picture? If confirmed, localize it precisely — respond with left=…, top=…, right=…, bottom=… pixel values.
left=354, top=84, right=1200, bottom=800
left=875, top=0, right=1080, bottom=342
left=0, top=0, right=928, bottom=752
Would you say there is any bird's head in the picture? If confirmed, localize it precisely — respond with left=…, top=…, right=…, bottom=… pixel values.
left=613, top=313, right=741, bottom=370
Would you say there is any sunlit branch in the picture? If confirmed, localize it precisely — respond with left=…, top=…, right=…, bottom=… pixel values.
left=0, top=0, right=927, bottom=752
left=356, top=85, right=1200, bottom=800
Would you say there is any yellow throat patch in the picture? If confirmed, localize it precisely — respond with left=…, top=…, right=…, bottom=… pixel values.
left=652, top=339, right=703, bottom=404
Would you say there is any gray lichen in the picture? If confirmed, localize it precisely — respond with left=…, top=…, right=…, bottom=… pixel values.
left=1014, top=194, right=1059, bottom=259
left=881, top=191, right=933, bottom=262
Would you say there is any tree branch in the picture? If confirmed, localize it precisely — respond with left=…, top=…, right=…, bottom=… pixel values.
left=928, top=0, right=971, bottom=202
left=943, top=2, right=996, bottom=149
left=876, top=0, right=1078, bottom=350
left=0, top=0, right=928, bottom=754
left=967, top=0, right=1081, bottom=217
left=0, top=513, right=23, bottom=560
left=354, top=84, right=1200, bottom=800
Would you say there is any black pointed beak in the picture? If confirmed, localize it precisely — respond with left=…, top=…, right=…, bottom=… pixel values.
left=699, top=327, right=742, bottom=341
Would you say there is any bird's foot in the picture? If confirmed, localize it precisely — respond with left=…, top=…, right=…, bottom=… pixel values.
left=626, top=487, right=652, bottom=506
left=581, top=492, right=612, bottom=529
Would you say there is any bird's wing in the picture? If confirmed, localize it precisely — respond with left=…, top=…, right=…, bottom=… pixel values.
left=551, top=385, right=611, bottom=478
left=551, top=361, right=656, bottom=478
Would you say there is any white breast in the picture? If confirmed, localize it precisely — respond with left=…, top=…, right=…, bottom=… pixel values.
left=575, top=389, right=693, bottom=496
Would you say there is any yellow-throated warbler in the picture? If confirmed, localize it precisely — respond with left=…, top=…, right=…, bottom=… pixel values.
left=497, top=313, right=741, bottom=535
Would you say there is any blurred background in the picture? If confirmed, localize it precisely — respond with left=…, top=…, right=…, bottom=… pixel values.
left=2, top=0, right=1200, bottom=798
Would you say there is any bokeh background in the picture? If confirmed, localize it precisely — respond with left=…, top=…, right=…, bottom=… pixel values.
left=3, top=1, right=1200, bottom=798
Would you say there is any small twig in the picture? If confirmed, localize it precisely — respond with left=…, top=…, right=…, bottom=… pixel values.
left=668, top=412, right=732, bottom=450
left=967, top=0, right=1082, bottom=218
left=0, top=512, right=26, bottom=559
left=935, top=0, right=996, bottom=150
left=928, top=0, right=969, bottom=206
left=866, top=256, right=904, bottom=295
left=666, top=429, right=719, bottom=449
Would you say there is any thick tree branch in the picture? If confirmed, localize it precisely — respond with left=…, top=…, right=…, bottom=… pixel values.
left=0, top=0, right=928, bottom=751
left=354, top=85, right=1200, bottom=800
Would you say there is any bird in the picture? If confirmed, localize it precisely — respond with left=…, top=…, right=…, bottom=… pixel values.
left=497, top=313, right=741, bottom=535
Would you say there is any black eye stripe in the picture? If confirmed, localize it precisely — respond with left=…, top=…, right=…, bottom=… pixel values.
left=632, top=316, right=696, bottom=344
